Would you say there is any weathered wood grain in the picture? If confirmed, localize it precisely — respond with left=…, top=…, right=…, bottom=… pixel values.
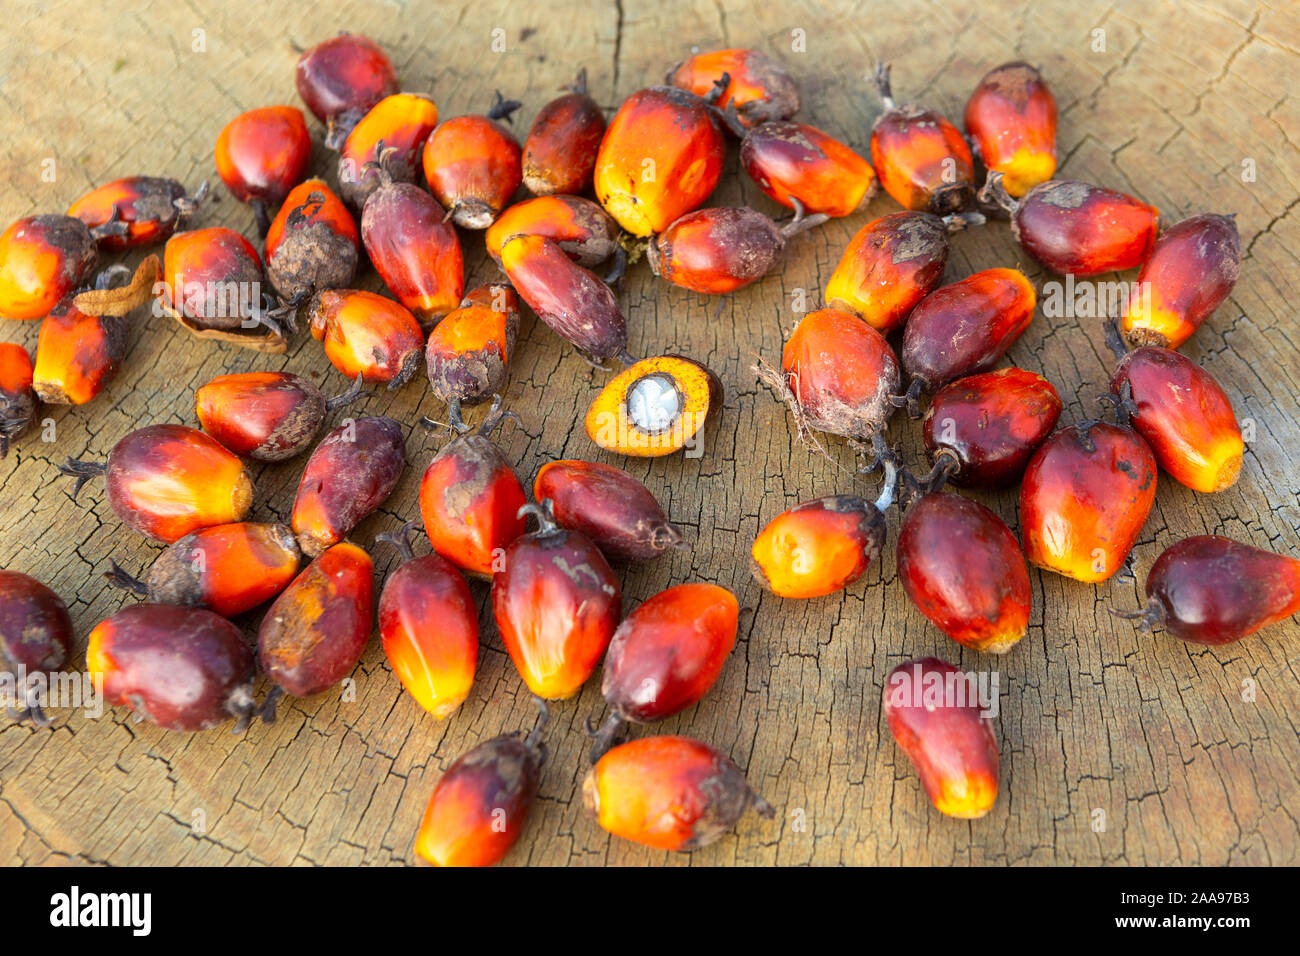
left=1, top=0, right=1297, bottom=865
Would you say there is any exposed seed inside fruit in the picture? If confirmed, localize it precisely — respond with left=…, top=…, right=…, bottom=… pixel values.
left=626, top=374, right=682, bottom=432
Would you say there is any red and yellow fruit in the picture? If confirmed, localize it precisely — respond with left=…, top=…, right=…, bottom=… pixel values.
left=360, top=174, right=464, bottom=328
left=921, top=367, right=1061, bottom=489
left=751, top=491, right=892, bottom=599
left=87, top=604, right=256, bottom=732
left=337, top=92, right=439, bottom=209
left=757, top=307, right=900, bottom=441
left=583, top=736, right=773, bottom=851
left=106, top=522, right=301, bottom=617
left=0, top=343, right=35, bottom=456
left=1020, top=421, right=1157, bottom=583
left=0, top=215, right=98, bottom=320
left=1119, top=213, right=1241, bottom=349
left=590, top=583, right=738, bottom=760
left=422, top=96, right=523, bottom=229
left=485, top=195, right=619, bottom=269
left=964, top=62, right=1058, bottom=198
left=884, top=657, right=999, bottom=818
left=649, top=203, right=826, bottom=294
left=257, top=541, right=374, bottom=720
left=870, top=63, right=975, bottom=214
left=492, top=502, right=621, bottom=700
left=522, top=70, right=606, bottom=196
left=594, top=86, right=726, bottom=236
left=61, top=424, right=254, bottom=543
left=899, top=267, right=1036, bottom=409
left=214, top=106, right=312, bottom=235
left=824, top=211, right=952, bottom=332
left=897, top=492, right=1030, bottom=653
left=533, top=459, right=685, bottom=562
left=264, top=179, right=359, bottom=299
left=68, top=176, right=205, bottom=251
left=667, top=48, right=799, bottom=129
left=195, top=370, right=361, bottom=462
left=1117, top=536, right=1300, bottom=646
left=308, top=289, right=424, bottom=387
left=295, top=32, right=398, bottom=146
left=414, top=709, right=546, bottom=867
left=376, top=523, right=477, bottom=718
left=419, top=400, right=527, bottom=576
left=291, top=415, right=406, bottom=556
left=987, top=176, right=1159, bottom=276
left=1111, top=343, right=1243, bottom=493
left=740, top=121, right=875, bottom=217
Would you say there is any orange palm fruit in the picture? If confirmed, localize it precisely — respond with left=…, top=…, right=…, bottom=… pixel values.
left=649, top=202, right=827, bottom=294
left=583, top=735, right=774, bottom=851
left=485, top=195, right=619, bottom=268
left=898, top=267, right=1036, bottom=411
left=264, top=179, right=359, bottom=300
left=291, top=415, right=406, bottom=556
left=594, top=86, right=726, bottom=236
left=31, top=300, right=128, bottom=405
left=295, top=32, right=398, bottom=147
left=740, top=122, right=876, bottom=217
left=756, top=307, right=899, bottom=443
left=60, top=424, right=254, bottom=543
left=499, top=233, right=627, bottom=361
left=1020, top=420, right=1157, bottom=583
left=0, top=342, right=35, bottom=456
left=337, top=92, right=439, bottom=209
left=257, top=541, right=374, bottom=721
left=897, top=491, right=1030, bottom=653
left=1109, top=339, right=1243, bottom=493
left=87, top=603, right=256, bottom=732
left=824, top=211, right=952, bottom=332
left=870, top=63, right=975, bottom=215
left=751, top=481, right=895, bottom=599
left=492, top=501, right=621, bottom=700
left=419, top=398, right=528, bottom=576
left=964, top=62, right=1058, bottom=198
left=0, top=215, right=99, bottom=320
left=667, top=48, right=799, bottom=129
left=1116, top=536, right=1300, bottom=646
left=425, top=284, right=519, bottom=426
left=360, top=169, right=464, bottom=328
left=522, top=69, right=607, bottom=196
left=589, top=583, right=738, bottom=760
left=1119, top=213, right=1241, bottom=349
left=921, top=367, right=1061, bottom=489
left=585, top=354, right=723, bottom=457
left=195, top=370, right=362, bottom=462
left=214, top=105, right=312, bottom=235
left=533, top=459, right=685, bottom=562
left=162, top=227, right=279, bottom=348
left=86, top=606, right=256, bottom=733
left=376, top=523, right=477, bottom=718
left=422, top=94, right=523, bottom=229
left=67, top=176, right=207, bottom=251
left=0, top=570, right=72, bottom=724
left=884, top=657, right=999, bottom=818
left=984, top=175, right=1159, bottom=276
left=105, top=522, right=301, bottom=617
left=307, top=289, right=424, bottom=387
left=414, top=705, right=547, bottom=866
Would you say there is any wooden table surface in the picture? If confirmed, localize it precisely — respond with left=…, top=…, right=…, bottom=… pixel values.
left=2, top=0, right=1297, bottom=866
